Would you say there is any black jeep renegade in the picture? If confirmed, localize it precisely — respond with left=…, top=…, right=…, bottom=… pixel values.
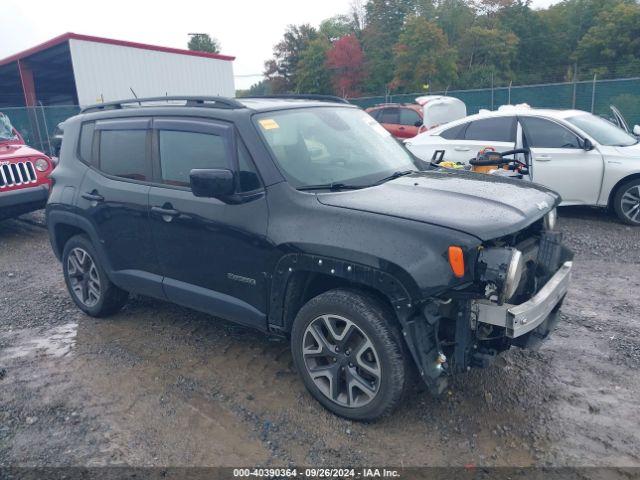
left=46, top=95, right=573, bottom=420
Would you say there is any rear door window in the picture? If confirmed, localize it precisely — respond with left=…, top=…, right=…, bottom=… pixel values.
left=464, top=117, right=516, bottom=142
left=378, top=108, right=400, bottom=124
left=99, top=130, right=149, bottom=181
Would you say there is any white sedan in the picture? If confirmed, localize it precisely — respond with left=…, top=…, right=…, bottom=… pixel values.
left=405, top=107, right=640, bottom=225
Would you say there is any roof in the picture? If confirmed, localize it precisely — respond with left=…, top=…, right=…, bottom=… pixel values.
left=365, top=103, right=422, bottom=111
left=0, top=32, right=235, bottom=67
left=427, top=107, right=590, bottom=133
left=238, top=97, right=354, bottom=112
left=75, top=96, right=355, bottom=118
left=478, top=107, right=585, bottom=119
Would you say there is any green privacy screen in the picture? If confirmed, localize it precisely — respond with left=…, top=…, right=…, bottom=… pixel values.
left=350, top=77, right=640, bottom=128
left=2, top=77, right=639, bottom=157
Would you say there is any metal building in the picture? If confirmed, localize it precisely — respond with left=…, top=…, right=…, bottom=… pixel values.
left=0, top=32, right=236, bottom=108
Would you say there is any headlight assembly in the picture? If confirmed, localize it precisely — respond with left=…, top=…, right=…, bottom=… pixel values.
left=477, top=247, right=525, bottom=303
left=34, top=158, right=49, bottom=172
left=543, top=208, right=557, bottom=231
left=503, top=249, right=524, bottom=301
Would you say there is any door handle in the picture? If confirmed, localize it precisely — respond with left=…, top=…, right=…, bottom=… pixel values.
left=536, top=155, right=552, bottom=162
left=454, top=146, right=471, bottom=152
left=398, top=127, right=405, bottom=131
left=151, top=205, right=180, bottom=222
left=81, top=192, right=104, bottom=202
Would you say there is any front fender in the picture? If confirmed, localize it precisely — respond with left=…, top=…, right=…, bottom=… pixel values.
left=268, top=251, right=415, bottom=330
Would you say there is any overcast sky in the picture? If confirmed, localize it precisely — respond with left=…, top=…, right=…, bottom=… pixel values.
left=1, top=0, right=562, bottom=90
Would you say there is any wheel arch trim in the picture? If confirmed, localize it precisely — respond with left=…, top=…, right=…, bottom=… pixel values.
left=607, top=172, right=640, bottom=207
left=268, top=253, right=416, bottom=332
left=47, top=210, right=114, bottom=275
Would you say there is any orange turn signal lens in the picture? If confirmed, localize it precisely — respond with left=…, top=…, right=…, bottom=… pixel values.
left=448, top=246, right=465, bottom=278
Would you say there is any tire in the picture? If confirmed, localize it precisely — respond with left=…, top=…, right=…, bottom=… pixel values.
left=613, top=178, right=640, bottom=225
left=62, top=234, right=128, bottom=317
left=291, top=288, right=409, bottom=421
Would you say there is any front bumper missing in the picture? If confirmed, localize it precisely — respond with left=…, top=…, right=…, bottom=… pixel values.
left=472, top=261, right=572, bottom=338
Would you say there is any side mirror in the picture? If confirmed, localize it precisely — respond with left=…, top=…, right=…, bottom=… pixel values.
left=414, top=120, right=423, bottom=128
left=634, top=125, right=640, bottom=136
left=190, top=169, right=235, bottom=198
left=581, top=138, right=594, bottom=151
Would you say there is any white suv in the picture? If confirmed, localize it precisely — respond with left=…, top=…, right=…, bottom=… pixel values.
left=405, top=107, right=640, bottom=225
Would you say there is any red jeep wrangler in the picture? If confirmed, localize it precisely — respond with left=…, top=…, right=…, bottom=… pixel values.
left=0, top=113, right=54, bottom=220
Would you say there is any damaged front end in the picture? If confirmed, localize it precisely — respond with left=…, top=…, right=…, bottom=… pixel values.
left=405, top=215, right=573, bottom=395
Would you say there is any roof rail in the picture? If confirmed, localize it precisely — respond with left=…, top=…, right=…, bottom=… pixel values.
left=81, top=96, right=245, bottom=113
left=242, top=94, right=350, bottom=105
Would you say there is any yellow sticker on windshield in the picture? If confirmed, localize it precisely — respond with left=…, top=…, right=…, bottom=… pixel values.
left=259, top=118, right=280, bottom=130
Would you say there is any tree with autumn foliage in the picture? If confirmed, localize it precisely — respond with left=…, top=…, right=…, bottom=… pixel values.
left=325, top=35, right=366, bottom=97
left=257, top=0, right=640, bottom=98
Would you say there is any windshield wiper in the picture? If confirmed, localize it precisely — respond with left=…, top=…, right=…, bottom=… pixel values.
left=296, top=182, right=364, bottom=191
left=372, top=170, right=417, bottom=185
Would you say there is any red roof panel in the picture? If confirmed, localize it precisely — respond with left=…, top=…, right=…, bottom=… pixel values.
left=0, top=32, right=235, bottom=67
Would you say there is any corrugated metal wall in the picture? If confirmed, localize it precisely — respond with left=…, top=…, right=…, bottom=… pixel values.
left=68, top=39, right=235, bottom=106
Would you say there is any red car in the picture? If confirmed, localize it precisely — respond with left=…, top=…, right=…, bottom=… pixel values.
left=366, top=103, right=425, bottom=139
left=0, top=113, right=54, bottom=220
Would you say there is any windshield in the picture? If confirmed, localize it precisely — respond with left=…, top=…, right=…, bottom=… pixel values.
left=0, top=113, right=18, bottom=142
left=567, top=113, right=637, bottom=147
left=255, top=107, right=418, bottom=188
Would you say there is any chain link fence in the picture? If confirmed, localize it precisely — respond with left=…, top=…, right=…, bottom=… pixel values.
left=350, top=77, right=640, bottom=129
left=2, top=77, right=639, bottom=157
left=1, top=105, right=80, bottom=157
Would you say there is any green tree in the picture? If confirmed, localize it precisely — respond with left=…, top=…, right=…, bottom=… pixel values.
left=361, top=0, right=420, bottom=93
left=575, top=2, right=640, bottom=77
left=393, top=16, right=458, bottom=92
left=536, top=0, right=632, bottom=78
left=434, top=0, right=476, bottom=45
left=456, top=26, right=519, bottom=87
left=264, top=24, right=318, bottom=92
left=319, top=15, right=356, bottom=41
left=187, top=34, right=220, bottom=53
left=496, top=3, right=564, bottom=84
left=296, top=37, right=333, bottom=93
left=236, top=79, right=277, bottom=97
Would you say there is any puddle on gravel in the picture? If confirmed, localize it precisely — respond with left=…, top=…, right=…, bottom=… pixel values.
left=0, top=322, right=78, bottom=361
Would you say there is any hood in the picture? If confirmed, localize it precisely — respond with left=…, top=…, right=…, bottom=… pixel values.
left=0, top=144, right=45, bottom=161
left=613, top=141, right=640, bottom=156
left=317, top=170, right=559, bottom=241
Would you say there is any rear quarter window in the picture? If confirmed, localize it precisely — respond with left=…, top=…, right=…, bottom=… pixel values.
left=77, top=122, right=96, bottom=165
left=440, top=122, right=468, bottom=140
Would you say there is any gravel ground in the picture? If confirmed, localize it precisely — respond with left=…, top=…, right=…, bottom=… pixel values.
left=0, top=207, right=639, bottom=471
